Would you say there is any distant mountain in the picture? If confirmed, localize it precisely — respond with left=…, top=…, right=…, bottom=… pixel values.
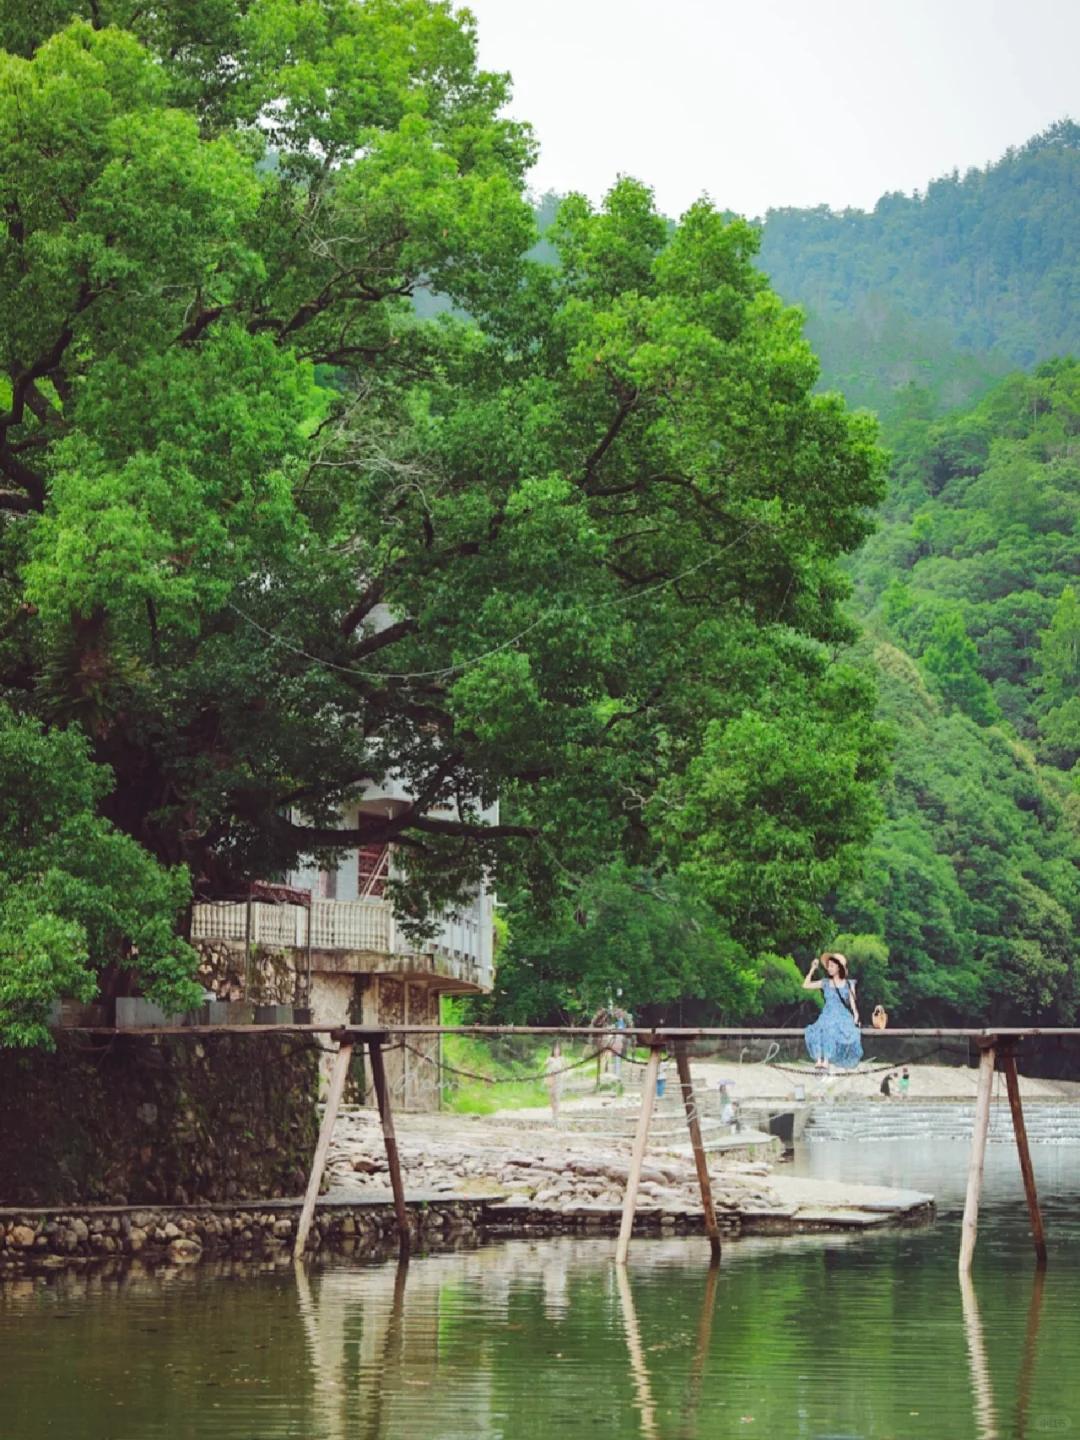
left=757, top=121, right=1080, bottom=420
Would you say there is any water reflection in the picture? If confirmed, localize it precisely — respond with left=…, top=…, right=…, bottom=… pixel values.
left=960, top=1271, right=998, bottom=1440
left=616, top=1265, right=659, bottom=1440
left=2, top=1177, right=1080, bottom=1440
left=677, top=1262, right=719, bottom=1440
left=1014, top=1266, right=1046, bottom=1440
left=961, top=1265, right=1054, bottom=1440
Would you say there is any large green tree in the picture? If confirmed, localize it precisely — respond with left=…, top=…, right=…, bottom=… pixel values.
left=1, top=2, right=886, bottom=1038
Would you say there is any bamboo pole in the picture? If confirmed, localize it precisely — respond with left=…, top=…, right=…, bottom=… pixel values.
left=959, top=1042, right=996, bottom=1275
left=369, top=1038, right=411, bottom=1255
left=615, top=1045, right=661, bottom=1266
left=674, top=1042, right=721, bottom=1263
left=293, top=1041, right=353, bottom=1259
left=1001, top=1047, right=1047, bottom=1266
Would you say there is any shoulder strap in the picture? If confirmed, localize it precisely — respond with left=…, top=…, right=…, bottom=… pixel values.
left=835, top=979, right=855, bottom=1016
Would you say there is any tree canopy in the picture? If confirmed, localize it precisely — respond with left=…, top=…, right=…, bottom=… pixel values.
left=0, top=2, right=888, bottom=1040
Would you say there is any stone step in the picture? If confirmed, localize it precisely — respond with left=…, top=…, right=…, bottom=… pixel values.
left=804, top=1100, right=1080, bottom=1143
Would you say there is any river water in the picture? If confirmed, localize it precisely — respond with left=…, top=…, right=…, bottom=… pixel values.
left=3, top=1137, right=1079, bottom=1440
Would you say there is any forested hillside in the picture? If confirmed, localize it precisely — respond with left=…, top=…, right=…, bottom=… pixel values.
left=829, top=361, right=1080, bottom=1025
left=758, top=122, right=1080, bottom=419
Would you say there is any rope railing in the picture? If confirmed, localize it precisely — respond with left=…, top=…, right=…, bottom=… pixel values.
left=401, top=1039, right=615, bottom=1087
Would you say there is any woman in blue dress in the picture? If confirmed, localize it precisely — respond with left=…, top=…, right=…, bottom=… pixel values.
left=803, top=952, right=862, bottom=1070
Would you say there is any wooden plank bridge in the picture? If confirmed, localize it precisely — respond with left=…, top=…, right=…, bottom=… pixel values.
left=70, top=1023, right=1076, bottom=1275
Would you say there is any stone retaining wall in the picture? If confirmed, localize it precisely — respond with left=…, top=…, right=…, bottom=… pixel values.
left=0, top=1034, right=319, bottom=1207
left=0, top=1197, right=739, bottom=1272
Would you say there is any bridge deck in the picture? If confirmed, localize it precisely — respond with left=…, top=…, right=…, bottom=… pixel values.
left=63, top=1024, right=1080, bottom=1038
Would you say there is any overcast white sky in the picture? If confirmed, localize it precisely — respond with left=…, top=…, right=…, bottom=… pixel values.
left=464, top=0, right=1079, bottom=218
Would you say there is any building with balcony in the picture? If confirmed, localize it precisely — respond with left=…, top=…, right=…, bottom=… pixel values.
left=190, top=784, right=495, bottom=1110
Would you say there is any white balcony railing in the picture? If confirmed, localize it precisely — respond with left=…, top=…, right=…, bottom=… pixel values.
left=191, top=896, right=492, bottom=990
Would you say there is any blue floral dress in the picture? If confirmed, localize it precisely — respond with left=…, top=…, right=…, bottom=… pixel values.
left=805, top=979, right=863, bottom=1068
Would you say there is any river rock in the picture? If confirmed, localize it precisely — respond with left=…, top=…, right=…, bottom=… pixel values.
left=168, top=1237, right=203, bottom=1263
left=10, top=1226, right=35, bottom=1249
left=351, top=1156, right=384, bottom=1174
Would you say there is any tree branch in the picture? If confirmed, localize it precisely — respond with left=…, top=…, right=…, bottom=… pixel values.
left=351, top=616, right=416, bottom=661
left=176, top=304, right=227, bottom=346
left=582, top=389, right=639, bottom=490
left=409, top=814, right=538, bottom=841
left=0, top=282, right=100, bottom=509
left=284, top=813, right=536, bottom=848
left=340, top=575, right=388, bottom=637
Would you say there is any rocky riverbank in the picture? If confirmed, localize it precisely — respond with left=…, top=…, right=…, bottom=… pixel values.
left=322, top=1101, right=934, bottom=1235
left=0, top=1198, right=490, bottom=1272
left=1, top=1083, right=941, bottom=1273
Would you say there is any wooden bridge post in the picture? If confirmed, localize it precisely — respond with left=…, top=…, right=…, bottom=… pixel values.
left=615, top=1043, right=662, bottom=1266
left=674, top=1041, right=721, bottom=1264
left=1001, top=1043, right=1047, bottom=1266
left=370, top=1037, right=411, bottom=1256
left=294, top=1040, right=353, bottom=1259
left=959, top=1040, right=996, bottom=1275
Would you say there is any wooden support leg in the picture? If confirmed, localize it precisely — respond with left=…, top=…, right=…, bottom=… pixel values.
left=615, top=1045, right=661, bottom=1267
left=674, top=1042, right=721, bottom=1264
left=370, top=1038, right=411, bottom=1256
left=959, top=1042, right=996, bottom=1276
left=294, top=1041, right=353, bottom=1259
left=1002, top=1047, right=1047, bottom=1266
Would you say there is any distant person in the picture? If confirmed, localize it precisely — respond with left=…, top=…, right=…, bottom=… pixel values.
left=880, top=1071, right=894, bottom=1098
left=545, top=1042, right=565, bottom=1125
left=719, top=1083, right=736, bottom=1128
left=803, top=952, right=863, bottom=1071
left=613, top=1012, right=627, bottom=1083
left=899, top=1067, right=911, bottom=1099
